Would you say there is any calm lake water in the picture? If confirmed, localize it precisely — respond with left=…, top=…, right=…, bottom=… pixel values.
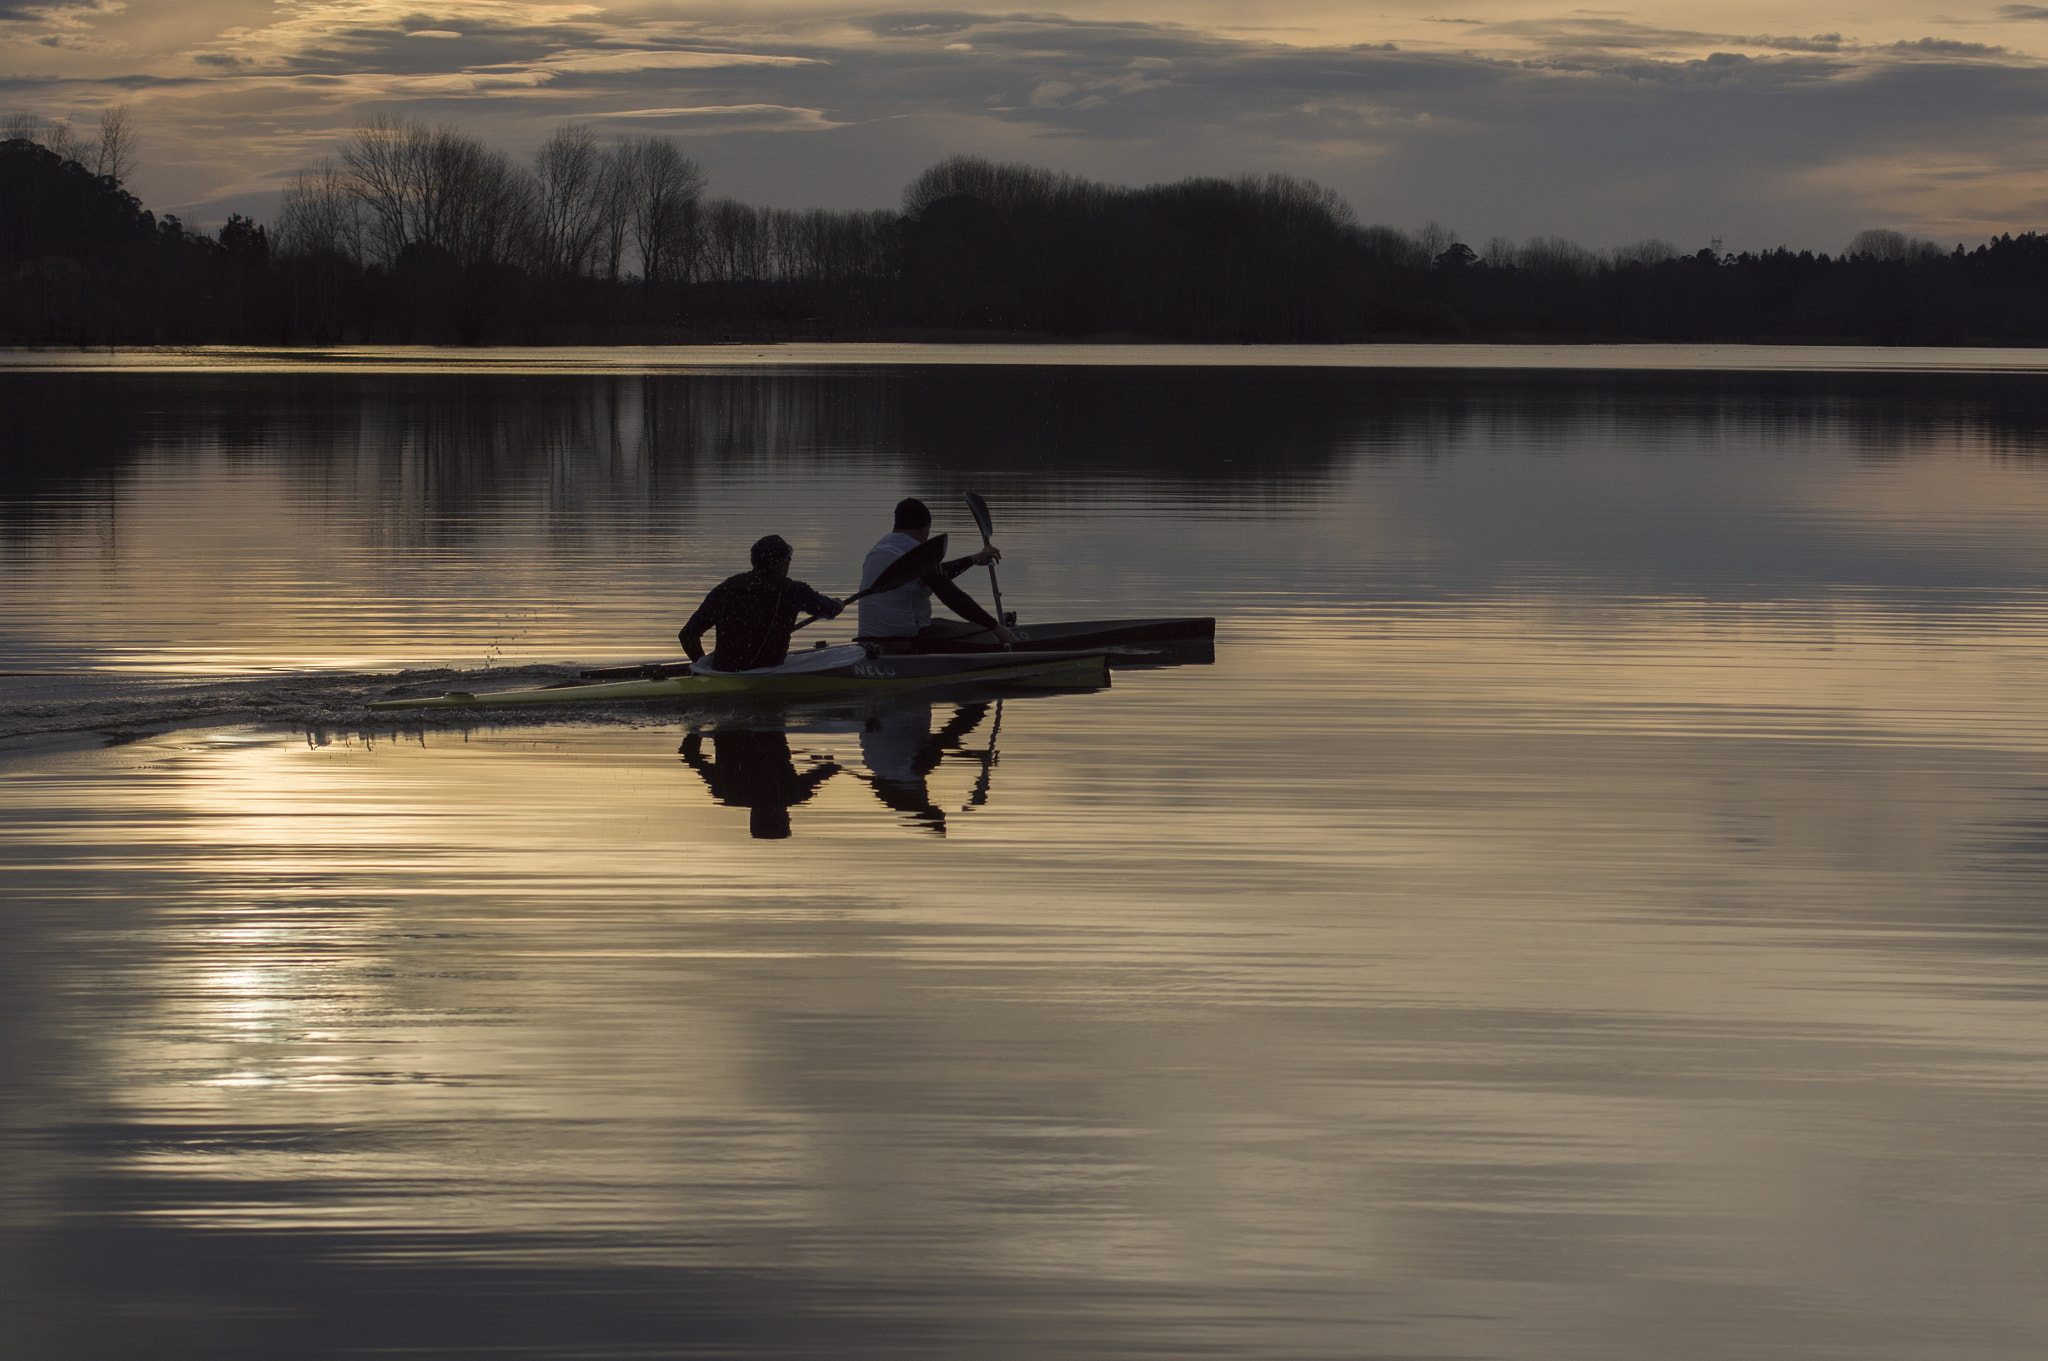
left=5, top=349, right=2048, bottom=1359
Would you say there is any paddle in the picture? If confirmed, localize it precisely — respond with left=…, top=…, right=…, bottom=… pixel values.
left=964, top=491, right=1008, bottom=644
left=582, top=534, right=953, bottom=679
left=789, top=533, right=948, bottom=634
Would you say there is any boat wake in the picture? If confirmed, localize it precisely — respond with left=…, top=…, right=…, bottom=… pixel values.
left=0, top=664, right=698, bottom=755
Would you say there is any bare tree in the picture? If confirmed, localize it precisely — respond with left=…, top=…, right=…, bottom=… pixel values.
left=338, top=115, right=532, bottom=268
left=42, top=116, right=77, bottom=162
left=90, top=104, right=137, bottom=184
left=1611, top=238, right=1677, bottom=268
left=1246, top=173, right=1357, bottom=230
left=691, top=202, right=893, bottom=286
left=0, top=109, right=109, bottom=168
left=618, top=136, right=705, bottom=284
left=423, top=126, right=529, bottom=268
left=1356, top=225, right=1420, bottom=268
left=1518, top=236, right=1599, bottom=275
left=1483, top=236, right=1517, bottom=269
left=1414, top=220, right=1458, bottom=264
left=593, top=143, right=635, bottom=282
left=1847, top=228, right=1941, bottom=263
left=901, top=156, right=1080, bottom=216
left=531, top=123, right=608, bottom=277
left=702, top=198, right=774, bottom=282
left=341, top=114, right=432, bottom=262
left=5, top=111, right=81, bottom=159
left=275, top=158, right=366, bottom=262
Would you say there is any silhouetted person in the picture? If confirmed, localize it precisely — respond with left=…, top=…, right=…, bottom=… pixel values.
left=856, top=701, right=995, bottom=835
left=680, top=729, right=840, bottom=839
left=857, top=498, right=1013, bottom=653
left=679, top=534, right=841, bottom=671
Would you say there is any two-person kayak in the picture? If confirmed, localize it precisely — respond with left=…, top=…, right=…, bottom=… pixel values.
left=367, top=482, right=1215, bottom=712
left=368, top=644, right=1112, bottom=711
left=574, top=616, right=1216, bottom=681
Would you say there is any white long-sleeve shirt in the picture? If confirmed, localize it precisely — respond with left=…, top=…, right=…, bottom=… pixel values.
left=856, top=532, right=1000, bottom=639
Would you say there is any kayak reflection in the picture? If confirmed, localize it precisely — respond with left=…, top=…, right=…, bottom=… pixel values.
left=673, top=637, right=1207, bottom=839
left=678, top=696, right=1006, bottom=839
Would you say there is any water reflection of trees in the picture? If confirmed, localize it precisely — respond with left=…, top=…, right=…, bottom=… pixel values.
left=10, top=369, right=2048, bottom=550
left=0, top=374, right=143, bottom=508
left=679, top=698, right=1003, bottom=838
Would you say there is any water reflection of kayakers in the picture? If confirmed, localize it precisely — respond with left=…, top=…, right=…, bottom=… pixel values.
left=855, top=701, right=997, bottom=836
left=679, top=729, right=840, bottom=840
left=678, top=534, right=843, bottom=671
left=857, top=498, right=1015, bottom=653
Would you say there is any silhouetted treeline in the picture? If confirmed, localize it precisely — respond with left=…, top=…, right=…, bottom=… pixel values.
left=7, top=117, right=2048, bottom=346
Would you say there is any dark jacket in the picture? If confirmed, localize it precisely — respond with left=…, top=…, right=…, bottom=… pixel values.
left=679, top=570, right=840, bottom=671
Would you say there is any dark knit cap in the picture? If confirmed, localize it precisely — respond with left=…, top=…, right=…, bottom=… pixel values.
left=750, top=534, right=793, bottom=567
left=893, top=497, right=931, bottom=532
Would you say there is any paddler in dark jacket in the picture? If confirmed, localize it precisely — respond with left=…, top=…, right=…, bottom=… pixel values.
left=679, top=534, right=842, bottom=672
left=857, top=498, right=1015, bottom=653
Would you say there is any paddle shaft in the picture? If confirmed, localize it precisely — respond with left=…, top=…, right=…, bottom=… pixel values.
left=964, top=492, right=1008, bottom=643
left=976, top=529, right=1005, bottom=624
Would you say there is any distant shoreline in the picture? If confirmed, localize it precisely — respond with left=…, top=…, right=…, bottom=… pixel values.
left=6, top=340, right=2048, bottom=376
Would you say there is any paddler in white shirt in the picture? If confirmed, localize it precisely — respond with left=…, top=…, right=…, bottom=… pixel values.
left=856, top=497, right=1016, bottom=653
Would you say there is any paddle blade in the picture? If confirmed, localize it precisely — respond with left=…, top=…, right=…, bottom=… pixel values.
left=964, top=491, right=994, bottom=544
left=855, top=532, right=948, bottom=601
left=795, top=534, right=949, bottom=633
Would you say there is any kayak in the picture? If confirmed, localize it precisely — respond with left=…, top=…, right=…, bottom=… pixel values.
left=915, top=616, right=1215, bottom=653
left=369, top=645, right=1110, bottom=711
left=577, top=616, right=1214, bottom=680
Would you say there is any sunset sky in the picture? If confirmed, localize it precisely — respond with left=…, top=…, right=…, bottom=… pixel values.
left=5, top=0, right=2047, bottom=252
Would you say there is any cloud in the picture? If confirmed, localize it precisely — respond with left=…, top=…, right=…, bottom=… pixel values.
left=1733, top=33, right=1846, bottom=53
left=864, top=12, right=984, bottom=38
left=600, top=103, right=841, bottom=130
left=177, top=1, right=614, bottom=76
left=530, top=48, right=824, bottom=73
left=1471, top=15, right=1732, bottom=52
left=0, top=0, right=118, bottom=26
left=1889, top=37, right=2008, bottom=56
left=1587, top=51, right=1851, bottom=86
